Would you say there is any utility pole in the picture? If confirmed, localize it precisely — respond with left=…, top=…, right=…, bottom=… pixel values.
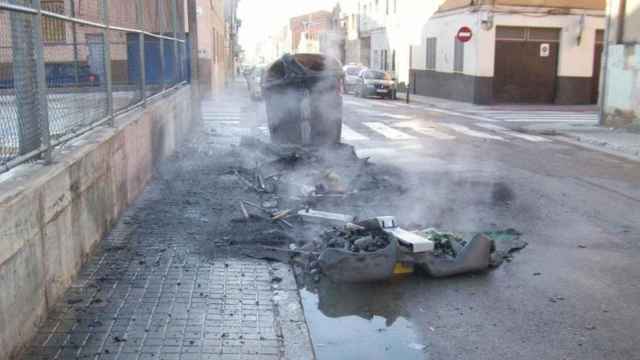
left=187, top=0, right=202, bottom=127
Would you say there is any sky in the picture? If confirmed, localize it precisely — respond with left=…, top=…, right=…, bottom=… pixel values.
left=237, top=0, right=338, bottom=62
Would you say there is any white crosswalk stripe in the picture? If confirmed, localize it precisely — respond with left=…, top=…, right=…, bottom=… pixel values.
left=367, top=100, right=398, bottom=108
left=341, top=124, right=369, bottom=141
left=393, top=121, right=456, bottom=140
left=363, top=122, right=416, bottom=140
left=474, top=123, right=550, bottom=142
left=440, top=123, right=506, bottom=141
left=258, top=125, right=269, bottom=136
left=469, top=110, right=598, bottom=123
left=423, top=107, right=498, bottom=122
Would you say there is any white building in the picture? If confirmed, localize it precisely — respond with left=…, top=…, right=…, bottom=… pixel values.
left=341, top=0, right=605, bottom=104
left=600, top=0, right=640, bottom=127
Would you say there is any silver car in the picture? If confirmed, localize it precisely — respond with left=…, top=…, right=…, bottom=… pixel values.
left=342, top=64, right=365, bottom=94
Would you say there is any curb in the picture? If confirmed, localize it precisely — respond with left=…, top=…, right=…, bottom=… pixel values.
left=554, top=133, right=640, bottom=163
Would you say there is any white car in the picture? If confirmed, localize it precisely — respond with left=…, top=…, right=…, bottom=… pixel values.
left=248, top=65, right=266, bottom=101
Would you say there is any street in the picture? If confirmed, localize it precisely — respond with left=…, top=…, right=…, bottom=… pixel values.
left=21, top=82, right=639, bottom=360
left=249, top=86, right=640, bottom=359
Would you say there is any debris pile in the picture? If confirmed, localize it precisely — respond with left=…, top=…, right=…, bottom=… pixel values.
left=222, top=136, right=527, bottom=283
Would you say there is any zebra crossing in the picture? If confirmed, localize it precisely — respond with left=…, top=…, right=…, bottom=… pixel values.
left=465, top=109, right=599, bottom=123
left=336, top=120, right=552, bottom=144
left=198, top=94, right=559, bottom=148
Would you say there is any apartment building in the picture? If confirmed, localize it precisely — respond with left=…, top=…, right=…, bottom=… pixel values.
left=195, top=0, right=227, bottom=95
left=600, top=0, right=640, bottom=126
left=290, top=11, right=333, bottom=54
left=0, top=0, right=177, bottom=88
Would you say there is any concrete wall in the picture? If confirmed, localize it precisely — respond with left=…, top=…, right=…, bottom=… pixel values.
left=0, top=85, right=193, bottom=360
left=602, top=44, right=640, bottom=127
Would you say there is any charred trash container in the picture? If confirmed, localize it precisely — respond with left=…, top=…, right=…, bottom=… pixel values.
left=262, top=54, right=343, bottom=145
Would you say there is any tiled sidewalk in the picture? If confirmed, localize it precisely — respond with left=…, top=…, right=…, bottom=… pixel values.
left=21, top=89, right=314, bottom=360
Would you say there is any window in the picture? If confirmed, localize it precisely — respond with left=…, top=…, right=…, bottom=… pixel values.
left=391, top=50, right=396, bottom=72
left=425, top=37, right=436, bottom=70
left=454, top=39, right=464, bottom=72
left=386, top=0, right=389, bottom=15
left=42, top=1, right=66, bottom=42
left=373, top=50, right=379, bottom=68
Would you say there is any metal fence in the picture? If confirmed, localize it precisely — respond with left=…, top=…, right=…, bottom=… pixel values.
left=0, top=0, right=189, bottom=172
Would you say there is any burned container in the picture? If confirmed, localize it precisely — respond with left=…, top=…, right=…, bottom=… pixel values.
left=262, top=54, right=344, bottom=145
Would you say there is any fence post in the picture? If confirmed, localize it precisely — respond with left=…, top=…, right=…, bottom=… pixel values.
left=172, top=0, right=179, bottom=85
left=187, top=0, right=201, bottom=126
left=70, top=0, right=80, bottom=84
left=32, top=0, right=51, bottom=163
left=101, top=0, right=113, bottom=126
left=137, top=0, right=146, bottom=106
left=159, top=2, right=166, bottom=92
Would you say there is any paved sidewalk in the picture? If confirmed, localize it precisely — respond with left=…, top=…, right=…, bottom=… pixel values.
left=520, top=122, right=640, bottom=161
left=22, top=87, right=314, bottom=360
left=398, top=92, right=640, bottom=161
left=398, top=92, right=599, bottom=112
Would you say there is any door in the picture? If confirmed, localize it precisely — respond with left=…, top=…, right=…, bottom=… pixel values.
left=86, top=34, right=105, bottom=81
left=494, top=27, right=560, bottom=103
left=591, top=30, right=604, bottom=104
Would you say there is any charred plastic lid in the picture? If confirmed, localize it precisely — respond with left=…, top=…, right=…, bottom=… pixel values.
left=263, top=53, right=343, bottom=89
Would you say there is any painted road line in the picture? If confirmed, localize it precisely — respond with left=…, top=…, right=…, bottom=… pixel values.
left=206, top=120, right=241, bottom=125
left=380, top=113, right=414, bottom=120
left=474, top=123, right=550, bottom=142
left=440, top=123, right=506, bottom=141
left=363, top=122, right=416, bottom=140
left=341, top=124, right=369, bottom=141
left=343, top=99, right=367, bottom=107
left=394, top=121, right=456, bottom=140
left=423, top=107, right=498, bottom=123
left=356, top=144, right=423, bottom=158
left=368, top=100, right=398, bottom=108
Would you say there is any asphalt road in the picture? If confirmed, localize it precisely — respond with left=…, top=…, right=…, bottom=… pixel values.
left=317, top=93, right=640, bottom=360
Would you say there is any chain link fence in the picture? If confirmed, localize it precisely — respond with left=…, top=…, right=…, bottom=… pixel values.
left=0, top=0, right=189, bottom=172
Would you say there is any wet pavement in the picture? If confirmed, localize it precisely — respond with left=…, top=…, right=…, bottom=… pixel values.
left=23, top=81, right=640, bottom=360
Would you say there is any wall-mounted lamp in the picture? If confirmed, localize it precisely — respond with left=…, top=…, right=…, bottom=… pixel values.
left=480, top=12, right=494, bottom=31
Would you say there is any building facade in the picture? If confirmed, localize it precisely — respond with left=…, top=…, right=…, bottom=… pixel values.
left=410, top=0, right=606, bottom=104
left=290, top=11, right=333, bottom=54
left=339, top=0, right=606, bottom=105
left=195, top=0, right=227, bottom=95
left=224, top=0, right=241, bottom=80
left=600, top=0, right=640, bottom=127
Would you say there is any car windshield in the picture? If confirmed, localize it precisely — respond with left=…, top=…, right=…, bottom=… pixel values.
left=364, top=71, right=390, bottom=80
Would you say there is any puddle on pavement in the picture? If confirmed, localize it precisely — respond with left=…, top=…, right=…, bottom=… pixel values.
left=299, top=279, right=426, bottom=360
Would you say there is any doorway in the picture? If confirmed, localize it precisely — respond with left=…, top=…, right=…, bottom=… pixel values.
left=493, top=26, right=560, bottom=103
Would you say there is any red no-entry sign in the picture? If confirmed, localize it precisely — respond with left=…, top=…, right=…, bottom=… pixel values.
left=457, top=26, right=473, bottom=43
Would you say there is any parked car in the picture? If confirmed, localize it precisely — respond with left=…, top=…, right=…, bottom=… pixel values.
left=248, top=64, right=267, bottom=101
left=355, top=69, right=397, bottom=99
left=0, top=64, right=100, bottom=89
left=342, top=63, right=365, bottom=94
